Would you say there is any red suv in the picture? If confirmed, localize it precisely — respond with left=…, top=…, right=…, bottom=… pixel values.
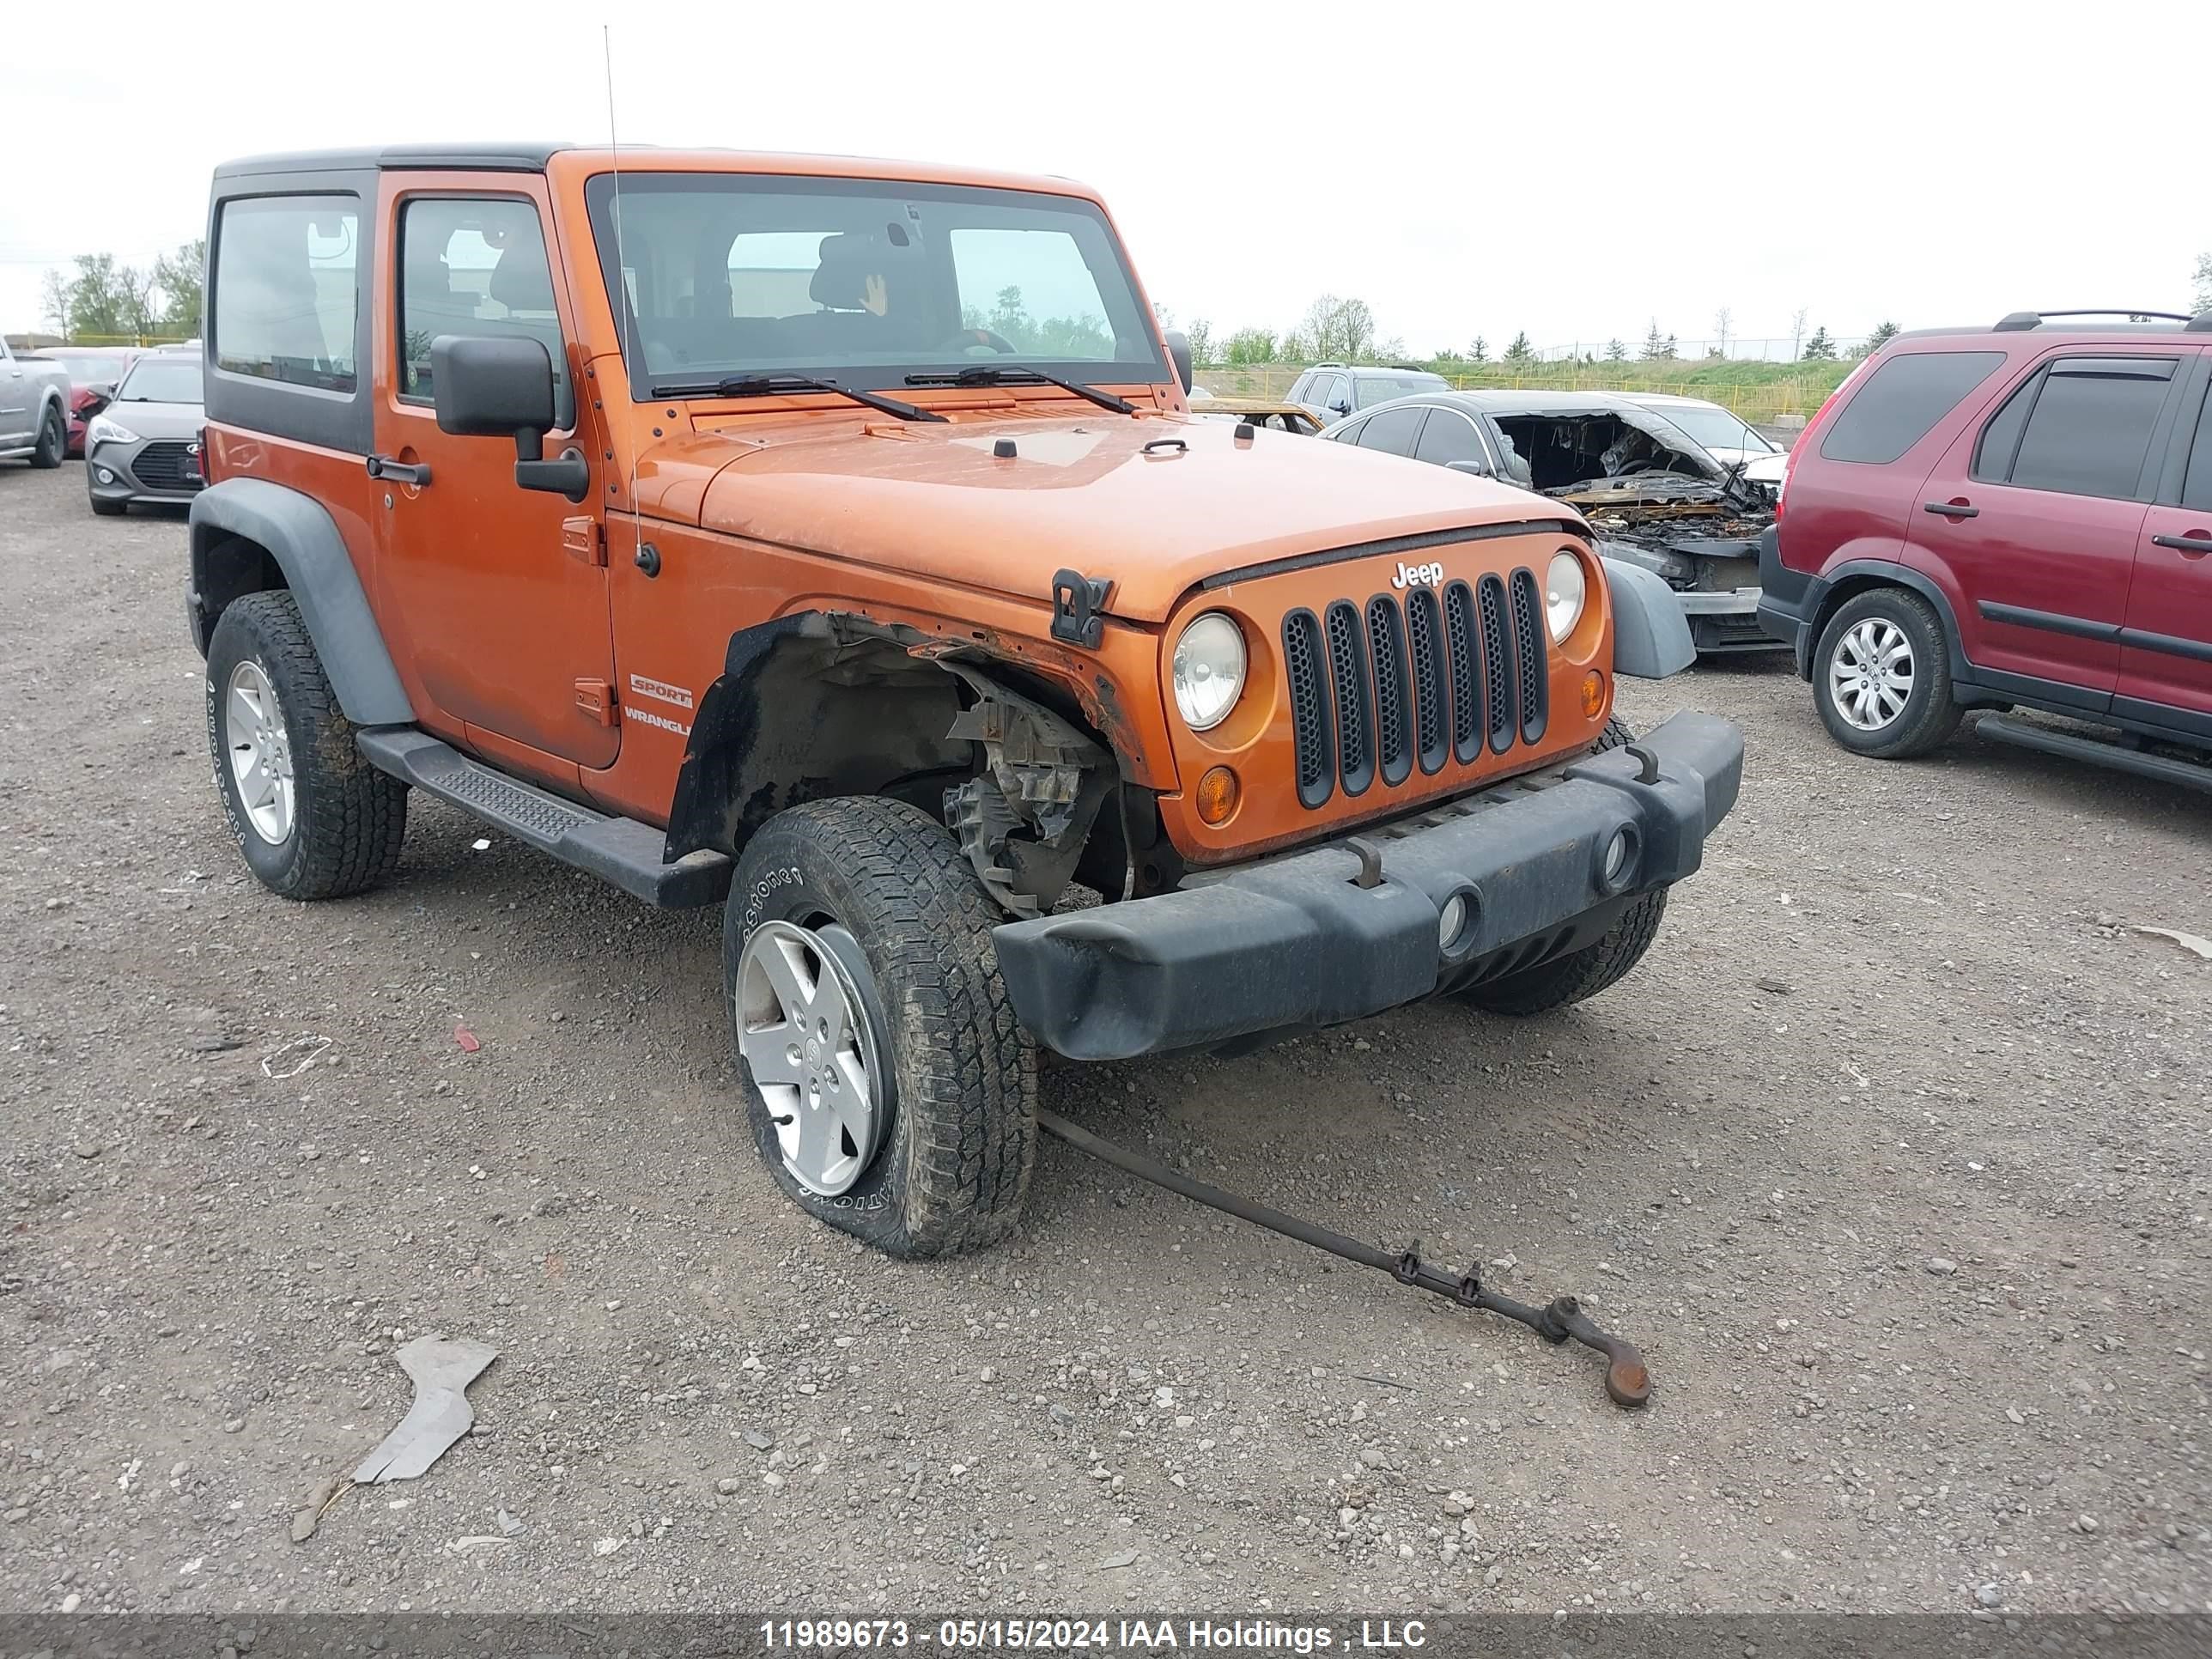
left=1759, top=308, right=2212, bottom=788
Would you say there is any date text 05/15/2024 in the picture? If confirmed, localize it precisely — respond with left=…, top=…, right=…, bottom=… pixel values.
left=758, top=1620, right=1431, bottom=1651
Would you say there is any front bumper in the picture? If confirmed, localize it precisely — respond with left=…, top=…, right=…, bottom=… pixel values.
left=1753, top=526, right=1823, bottom=674
left=87, top=437, right=204, bottom=505
left=994, top=710, right=1744, bottom=1060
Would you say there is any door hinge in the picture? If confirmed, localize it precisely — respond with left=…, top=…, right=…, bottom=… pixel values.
left=574, top=678, right=616, bottom=725
left=562, top=516, right=607, bottom=567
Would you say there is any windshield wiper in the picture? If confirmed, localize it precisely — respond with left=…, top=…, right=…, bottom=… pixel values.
left=647, top=373, right=945, bottom=423
left=903, top=365, right=1135, bottom=416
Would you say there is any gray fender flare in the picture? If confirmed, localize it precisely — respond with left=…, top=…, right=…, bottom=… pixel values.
left=188, top=477, right=415, bottom=726
left=1601, top=556, right=1696, bottom=679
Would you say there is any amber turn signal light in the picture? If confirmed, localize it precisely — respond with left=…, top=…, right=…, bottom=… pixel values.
left=1196, top=766, right=1240, bottom=825
left=1581, top=671, right=1606, bottom=720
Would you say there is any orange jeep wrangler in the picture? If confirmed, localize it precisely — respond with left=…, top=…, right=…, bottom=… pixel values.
left=186, top=144, right=1742, bottom=1257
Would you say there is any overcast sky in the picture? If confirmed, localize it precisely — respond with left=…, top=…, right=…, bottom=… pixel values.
left=6, top=2, right=2204, bottom=356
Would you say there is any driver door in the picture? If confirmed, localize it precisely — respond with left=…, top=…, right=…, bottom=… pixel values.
left=370, top=173, right=617, bottom=770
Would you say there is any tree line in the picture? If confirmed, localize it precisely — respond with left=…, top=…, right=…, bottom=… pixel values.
left=1170, top=292, right=1895, bottom=370
left=39, top=243, right=205, bottom=340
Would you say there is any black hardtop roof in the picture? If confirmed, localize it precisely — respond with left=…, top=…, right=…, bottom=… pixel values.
left=213, top=143, right=572, bottom=179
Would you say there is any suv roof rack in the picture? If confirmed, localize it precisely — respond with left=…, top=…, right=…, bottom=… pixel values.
left=1993, top=308, right=2198, bottom=331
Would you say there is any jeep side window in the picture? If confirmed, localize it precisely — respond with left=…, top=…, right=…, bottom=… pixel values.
left=398, top=198, right=573, bottom=428
left=211, top=197, right=359, bottom=392
left=1979, top=357, right=2177, bottom=501
left=1818, top=349, right=2005, bottom=466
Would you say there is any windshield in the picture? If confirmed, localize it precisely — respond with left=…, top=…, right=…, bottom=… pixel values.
left=1355, top=374, right=1447, bottom=409
left=1641, top=401, right=1775, bottom=454
left=585, top=173, right=1167, bottom=400
left=118, top=358, right=204, bottom=404
left=45, top=352, right=129, bottom=383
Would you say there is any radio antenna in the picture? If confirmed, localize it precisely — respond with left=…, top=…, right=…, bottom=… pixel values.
left=601, top=24, right=637, bottom=517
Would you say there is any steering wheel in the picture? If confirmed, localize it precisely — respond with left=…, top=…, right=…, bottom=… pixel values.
left=938, top=328, right=1019, bottom=356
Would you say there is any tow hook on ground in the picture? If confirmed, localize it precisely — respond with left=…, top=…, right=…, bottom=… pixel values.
left=1036, top=1109, right=1651, bottom=1410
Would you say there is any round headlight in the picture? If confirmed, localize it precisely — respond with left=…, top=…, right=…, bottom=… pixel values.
left=1545, top=550, right=1587, bottom=643
left=1171, top=611, right=1247, bottom=732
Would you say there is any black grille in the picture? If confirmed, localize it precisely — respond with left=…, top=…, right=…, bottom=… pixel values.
left=1365, top=596, right=1413, bottom=787
left=1324, top=600, right=1374, bottom=796
left=131, top=441, right=203, bottom=493
left=1478, top=574, right=1515, bottom=754
left=1510, top=568, right=1549, bottom=744
left=1283, top=610, right=1334, bottom=809
left=1279, top=567, right=1552, bottom=810
left=1443, top=580, right=1481, bottom=765
left=1404, top=586, right=1449, bottom=775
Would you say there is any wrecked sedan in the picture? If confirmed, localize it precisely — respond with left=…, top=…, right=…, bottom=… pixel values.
left=1323, top=389, right=1784, bottom=655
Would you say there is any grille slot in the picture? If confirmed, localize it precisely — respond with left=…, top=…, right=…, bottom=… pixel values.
left=131, top=440, right=202, bottom=493
left=1405, top=586, right=1449, bottom=775
left=1478, top=574, right=1516, bottom=754
left=1510, top=568, right=1549, bottom=744
left=1276, top=568, right=1553, bottom=811
left=1282, top=610, right=1334, bottom=809
left=1324, top=600, right=1374, bottom=797
left=1443, top=580, right=1481, bottom=765
left=1365, top=596, right=1413, bottom=787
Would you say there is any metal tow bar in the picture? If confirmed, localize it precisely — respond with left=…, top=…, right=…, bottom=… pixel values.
left=1036, top=1109, right=1651, bottom=1409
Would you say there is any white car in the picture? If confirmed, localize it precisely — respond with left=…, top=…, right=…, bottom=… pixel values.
left=1624, top=392, right=1789, bottom=489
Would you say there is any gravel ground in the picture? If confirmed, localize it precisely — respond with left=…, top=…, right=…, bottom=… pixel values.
left=3, top=462, right=2208, bottom=1618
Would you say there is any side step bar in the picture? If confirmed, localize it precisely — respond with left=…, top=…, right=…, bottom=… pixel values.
left=356, top=728, right=732, bottom=908
left=1977, top=714, right=2212, bottom=795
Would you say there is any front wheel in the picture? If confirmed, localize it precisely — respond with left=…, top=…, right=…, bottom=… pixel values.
left=724, top=797, right=1036, bottom=1258
left=1812, top=587, right=1961, bottom=758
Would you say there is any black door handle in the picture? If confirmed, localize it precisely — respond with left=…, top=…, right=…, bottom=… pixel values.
left=2151, top=533, right=2211, bottom=555
left=1923, top=501, right=1978, bottom=520
left=365, top=454, right=431, bottom=487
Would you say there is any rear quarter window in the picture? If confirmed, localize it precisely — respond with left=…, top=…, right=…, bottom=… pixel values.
left=1819, top=349, right=2007, bottom=465
left=213, top=196, right=361, bottom=393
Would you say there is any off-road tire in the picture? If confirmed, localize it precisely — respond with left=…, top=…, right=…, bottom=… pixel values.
left=205, top=592, right=408, bottom=900
left=1812, top=586, right=1961, bottom=759
left=30, top=406, right=65, bottom=468
left=1457, top=714, right=1667, bottom=1016
left=89, top=494, right=126, bottom=516
left=724, top=797, right=1036, bottom=1259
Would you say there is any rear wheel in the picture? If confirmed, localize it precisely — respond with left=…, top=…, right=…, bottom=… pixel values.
left=1812, top=587, right=1960, bottom=758
left=725, top=797, right=1036, bottom=1258
left=30, top=407, right=64, bottom=469
left=205, top=592, right=409, bottom=900
left=1455, top=715, right=1667, bottom=1016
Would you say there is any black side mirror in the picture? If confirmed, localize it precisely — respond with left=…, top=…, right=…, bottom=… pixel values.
left=78, top=392, right=111, bottom=422
left=430, top=335, right=588, bottom=502
left=1162, top=328, right=1193, bottom=393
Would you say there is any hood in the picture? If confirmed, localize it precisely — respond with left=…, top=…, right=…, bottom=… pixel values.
left=104, top=398, right=203, bottom=439
left=641, top=410, right=1564, bottom=623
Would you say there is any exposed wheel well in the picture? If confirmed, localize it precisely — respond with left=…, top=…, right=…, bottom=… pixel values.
left=189, top=533, right=289, bottom=658
left=665, top=612, right=1140, bottom=916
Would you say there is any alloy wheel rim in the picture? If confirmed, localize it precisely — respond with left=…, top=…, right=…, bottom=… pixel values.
left=736, top=919, right=884, bottom=1196
left=223, top=659, right=295, bottom=843
left=1829, top=617, right=1913, bottom=732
